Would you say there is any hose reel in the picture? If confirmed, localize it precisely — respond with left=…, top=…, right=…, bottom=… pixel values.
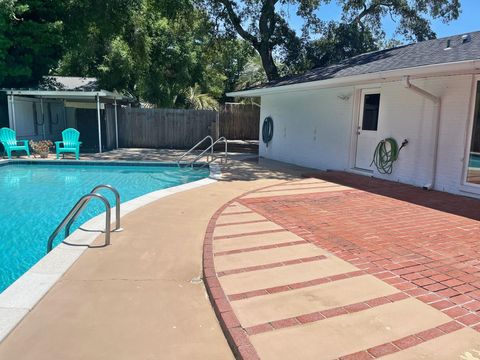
left=262, top=116, right=274, bottom=146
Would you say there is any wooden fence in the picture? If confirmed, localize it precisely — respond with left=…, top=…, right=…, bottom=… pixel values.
left=106, top=103, right=259, bottom=149
left=219, top=103, right=260, bottom=140
left=108, top=107, right=218, bottom=149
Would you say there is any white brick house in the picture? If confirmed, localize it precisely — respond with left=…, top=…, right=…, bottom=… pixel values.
left=229, top=31, right=480, bottom=199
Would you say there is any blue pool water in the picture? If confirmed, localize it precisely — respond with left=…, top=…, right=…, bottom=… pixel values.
left=0, top=162, right=209, bottom=292
left=470, top=154, right=480, bottom=168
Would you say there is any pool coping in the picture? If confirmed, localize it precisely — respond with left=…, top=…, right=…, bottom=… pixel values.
left=0, top=160, right=220, bottom=342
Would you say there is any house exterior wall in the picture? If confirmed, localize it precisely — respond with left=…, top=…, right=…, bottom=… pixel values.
left=260, top=86, right=355, bottom=171
left=259, top=74, right=478, bottom=198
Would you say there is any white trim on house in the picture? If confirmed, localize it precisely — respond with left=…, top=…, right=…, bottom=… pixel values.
left=227, top=59, right=480, bottom=97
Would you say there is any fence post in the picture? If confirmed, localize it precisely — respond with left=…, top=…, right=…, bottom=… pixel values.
left=214, top=110, right=220, bottom=140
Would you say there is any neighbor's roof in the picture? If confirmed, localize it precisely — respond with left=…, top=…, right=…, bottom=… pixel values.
left=39, top=76, right=99, bottom=91
left=230, top=30, right=480, bottom=96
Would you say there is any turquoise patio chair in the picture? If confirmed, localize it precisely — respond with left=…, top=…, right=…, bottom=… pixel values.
left=0, top=127, right=30, bottom=159
left=56, top=128, right=82, bottom=160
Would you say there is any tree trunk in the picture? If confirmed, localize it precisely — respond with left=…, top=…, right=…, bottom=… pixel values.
left=257, top=44, right=279, bottom=81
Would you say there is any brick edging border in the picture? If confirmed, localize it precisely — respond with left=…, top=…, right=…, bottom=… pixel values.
left=202, top=181, right=297, bottom=360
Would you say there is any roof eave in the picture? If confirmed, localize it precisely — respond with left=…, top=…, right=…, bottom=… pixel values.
left=227, top=59, right=480, bottom=97
left=2, top=89, right=135, bottom=102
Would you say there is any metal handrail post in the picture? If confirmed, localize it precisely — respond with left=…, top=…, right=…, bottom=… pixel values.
left=47, top=193, right=111, bottom=253
left=224, top=139, right=228, bottom=164
left=190, top=137, right=228, bottom=166
left=64, top=185, right=121, bottom=238
left=177, top=135, right=213, bottom=166
left=91, top=184, right=121, bottom=231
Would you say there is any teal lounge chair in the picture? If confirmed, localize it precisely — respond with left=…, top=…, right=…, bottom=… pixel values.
left=56, top=128, right=82, bottom=160
left=0, top=127, right=30, bottom=159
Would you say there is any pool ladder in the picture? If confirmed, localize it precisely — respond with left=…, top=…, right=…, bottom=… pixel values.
left=177, top=135, right=228, bottom=167
left=47, top=185, right=122, bottom=253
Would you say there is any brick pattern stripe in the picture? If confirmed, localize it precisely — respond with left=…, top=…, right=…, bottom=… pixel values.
left=227, top=269, right=366, bottom=301
left=214, top=240, right=307, bottom=257
left=213, top=228, right=287, bottom=240
left=217, top=255, right=327, bottom=277
left=339, top=320, right=464, bottom=359
left=244, top=292, right=410, bottom=336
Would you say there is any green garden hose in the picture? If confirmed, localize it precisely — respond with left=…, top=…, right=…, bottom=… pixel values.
left=262, top=116, right=274, bottom=146
left=370, top=138, right=407, bottom=174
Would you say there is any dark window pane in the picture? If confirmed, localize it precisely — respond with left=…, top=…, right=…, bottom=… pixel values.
left=467, top=82, right=480, bottom=184
left=362, top=93, right=380, bottom=131
left=470, top=83, right=480, bottom=153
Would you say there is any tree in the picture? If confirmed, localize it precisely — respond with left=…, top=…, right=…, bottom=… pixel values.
left=204, top=0, right=461, bottom=81
left=0, top=0, right=65, bottom=88
left=183, top=84, right=219, bottom=110
left=57, top=0, right=257, bottom=107
left=306, top=22, right=378, bottom=69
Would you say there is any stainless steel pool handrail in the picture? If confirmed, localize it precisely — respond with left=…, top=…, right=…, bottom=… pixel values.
left=189, top=136, right=228, bottom=167
left=64, top=184, right=121, bottom=238
left=47, top=193, right=111, bottom=253
left=177, top=135, right=214, bottom=166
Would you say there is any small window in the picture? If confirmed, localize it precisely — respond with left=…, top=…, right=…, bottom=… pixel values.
left=362, top=93, right=380, bottom=131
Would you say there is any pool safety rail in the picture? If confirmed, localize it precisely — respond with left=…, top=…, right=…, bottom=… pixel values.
left=177, top=135, right=214, bottom=166
left=177, top=135, right=228, bottom=167
left=47, top=184, right=121, bottom=253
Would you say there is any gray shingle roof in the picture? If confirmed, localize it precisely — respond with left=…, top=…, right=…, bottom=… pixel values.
left=251, top=31, right=480, bottom=90
left=39, top=76, right=99, bottom=91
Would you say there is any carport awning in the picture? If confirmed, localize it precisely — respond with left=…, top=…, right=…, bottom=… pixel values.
left=3, top=89, right=134, bottom=153
left=3, top=89, right=133, bottom=102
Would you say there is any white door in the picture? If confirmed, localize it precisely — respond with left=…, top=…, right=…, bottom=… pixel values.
left=355, top=89, right=381, bottom=171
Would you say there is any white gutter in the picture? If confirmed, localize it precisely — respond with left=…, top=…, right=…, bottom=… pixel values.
left=227, top=59, right=480, bottom=97
left=402, top=76, right=441, bottom=190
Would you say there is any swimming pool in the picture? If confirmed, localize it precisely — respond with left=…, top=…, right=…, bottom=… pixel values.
left=0, top=162, right=209, bottom=292
left=470, top=154, right=480, bottom=168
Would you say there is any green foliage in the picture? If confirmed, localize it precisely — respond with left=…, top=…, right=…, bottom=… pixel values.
left=0, top=0, right=64, bottom=88
left=306, top=23, right=378, bottom=68
left=182, top=84, right=219, bottom=110
left=57, top=0, right=255, bottom=107
left=0, top=0, right=463, bottom=104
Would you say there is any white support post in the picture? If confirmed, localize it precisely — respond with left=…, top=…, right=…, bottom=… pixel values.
left=114, top=99, right=119, bottom=149
left=96, top=95, right=103, bottom=153
left=7, top=95, right=12, bottom=129
left=40, top=97, right=46, bottom=139
left=11, top=94, right=17, bottom=131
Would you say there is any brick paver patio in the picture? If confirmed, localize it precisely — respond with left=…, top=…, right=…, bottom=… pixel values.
left=242, top=172, right=480, bottom=322
left=204, top=173, right=480, bottom=359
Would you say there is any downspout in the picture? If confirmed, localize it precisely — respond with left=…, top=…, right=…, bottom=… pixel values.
left=402, top=76, right=441, bottom=190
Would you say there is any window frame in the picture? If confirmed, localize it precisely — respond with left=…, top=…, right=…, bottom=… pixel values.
left=462, top=75, right=480, bottom=191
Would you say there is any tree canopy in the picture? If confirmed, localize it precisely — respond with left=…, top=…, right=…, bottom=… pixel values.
left=0, top=0, right=64, bottom=88
left=0, top=0, right=462, bottom=105
left=205, top=0, right=461, bottom=80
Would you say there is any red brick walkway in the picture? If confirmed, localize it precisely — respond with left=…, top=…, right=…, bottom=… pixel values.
left=240, top=172, right=480, bottom=326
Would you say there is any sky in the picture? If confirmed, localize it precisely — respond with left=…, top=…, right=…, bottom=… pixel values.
left=287, top=0, right=479, bottom=42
